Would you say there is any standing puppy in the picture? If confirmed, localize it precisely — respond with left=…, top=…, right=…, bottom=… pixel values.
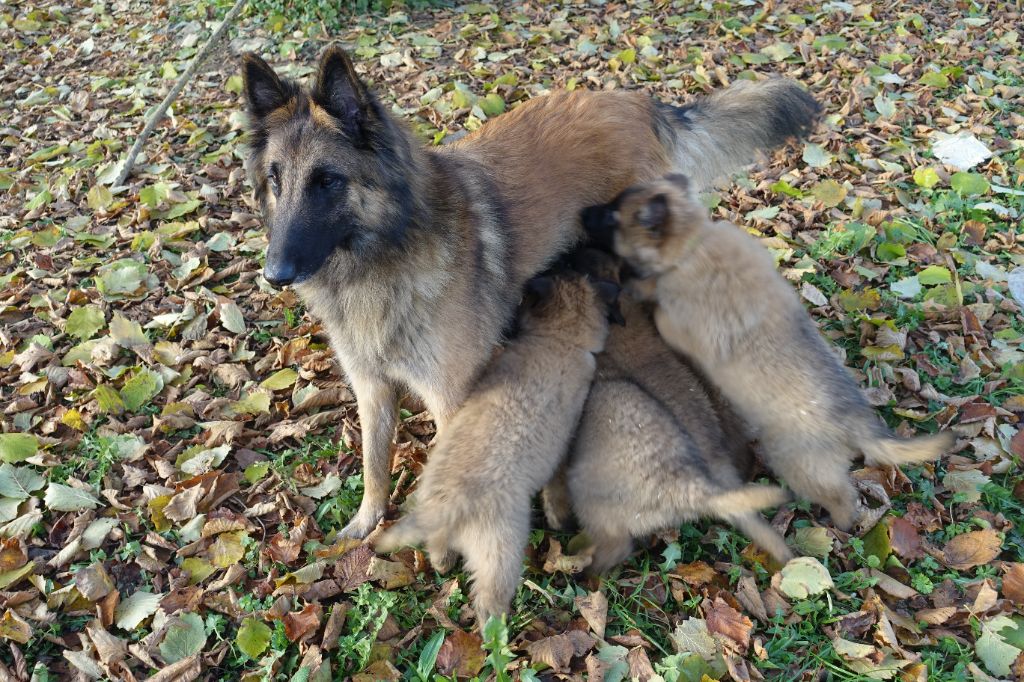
left=548, top=289, right=792, bottom=573
left=241, top=45, right=820, bottom=538
left=597, top=175, right=953, bottom=531
left=375, top=274, right=614, bottom=624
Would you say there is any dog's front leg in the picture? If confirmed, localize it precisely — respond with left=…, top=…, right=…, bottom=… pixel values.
left=341, top=374, right=399, bottom=539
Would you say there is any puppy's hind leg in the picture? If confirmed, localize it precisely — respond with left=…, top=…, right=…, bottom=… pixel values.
left=584, top=527, right=633, bottom=576
left=459, top=512, right=530, bottom=628
left=542, top=467, right=575, bottom=531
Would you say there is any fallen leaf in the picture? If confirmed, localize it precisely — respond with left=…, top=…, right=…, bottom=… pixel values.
left=0, top=609, right=31, bottom=643
left=942, top=529, right=1002, bottom=570
left=778, top=557, right=834, bottom=599
left=236, top=617, right=272, bottom=659
left=1003, top=564, right=1024, bottom=606
left=670, top=618, right=719, bottom=661
left=44, top=483, right=100, bottom=512
left=115, top=590, right=163, bottom=630
left=888, top=516, right=923, bottom=560
left=576, top=591, right=609, bottom=639
left=976, top=615, right=1023, bottom=677
left=366, top=556, right=415, bottom=589
left=705, top=596, right=752, bottom=652
left=436, top=628, right=485, bottom=678
left=159, top=613, right=207, bottom=664
left=75, top=562, right=115, bottom=601
left=283, top=602, right=323, bottom=642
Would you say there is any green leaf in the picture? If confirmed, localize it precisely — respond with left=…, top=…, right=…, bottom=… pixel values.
left=225, top=75, right=244, bottom=95
left=66, top=305, right=105, bottom=341
left=87, top=185, right=113, bottom=212
left=479, top=93, right=506, bottom=117
left=778, top=557, right=834, bottom=599
left=177, top=445, right=231, bottom=475
left=161, top=62, right=178, bottom=80
left=44, top=483, right=100, bottom=512
left=919, top=71, right=949, bottom=88
left=237, top=617, right=272, bottom=659
left=861, top=520, right=891, bottom=564
left=977, top=615, right=1023, bottom=677
left=299, top=474, right=342, bottom=500
left=812, top=34, right=847, bottom=51
left=0, top=464, right=45, bottom=500
left=760, top=42, right=795, bottom=61
left=139, top=182, right=170, bottom=208
left=261, top=368, right=299, bottom=391
left=181, top=557, right=216, bottom=584
left=115, top=590, right=163, bottom=630
left=159, top=612, right=207, bottom=664
left=875, top=242, right=906, bottom=263
left=220, top=301, right=246, bottom=334
left=802, top=142, right=833, bottom=168
left=93, top=385, right=126, bottom=415
left=811, top=180, right=847, bottom=208
left=890, top=276, right=922, bottom=300
left=617, top=48, right=636, bottom=64
left=918, top=265, right=952, bottom=286
left=873, top=93, right=896, bottom=118
left=96, top=259, right=150, bottom=299
left=227, top=390, right=271, bottom=417
left=109, top=313, right=149, bottom=348
left=0, top=434, right=38, bottom=464
left=912, top=167, right=940, bottom=188
left=950, top=172, right=990, bottom=196
left=209, top=530, right=247, bottom=567
left=244, top=462, right=270, bottom=484
left=770, top=180, right=804, bottom=198
left=153, top=198, right=201, bottom=220
left=120, top=368, right=163, bottom=412
left=792, top=527, right=834, bottom=558
left=417, top=629, right=445, bottom=679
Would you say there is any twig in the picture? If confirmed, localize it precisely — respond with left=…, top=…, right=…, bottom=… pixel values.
left=113, top=0, right=247, bottom=187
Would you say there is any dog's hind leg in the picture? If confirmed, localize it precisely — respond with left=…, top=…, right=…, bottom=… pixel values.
left=341, top=373, right=400, bottom=539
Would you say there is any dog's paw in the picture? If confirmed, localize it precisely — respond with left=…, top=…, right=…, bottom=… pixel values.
left=340, top=503, right=386, bottom=540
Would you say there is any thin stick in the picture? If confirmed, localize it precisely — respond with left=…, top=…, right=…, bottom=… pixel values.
left=113, top=0, right=247, bottom=187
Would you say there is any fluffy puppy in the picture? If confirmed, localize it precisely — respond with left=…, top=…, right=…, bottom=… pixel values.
left=553, top=292, right=793, bottom=574
left=375, top=273, right=614, bottom=624
left=599, top=175, right=953, bottom=531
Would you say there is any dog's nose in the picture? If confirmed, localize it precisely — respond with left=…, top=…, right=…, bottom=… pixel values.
left=264, top=260, right=297, bottom=287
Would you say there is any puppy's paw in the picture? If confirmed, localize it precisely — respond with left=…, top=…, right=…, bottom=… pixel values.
left=341, top=502, right=387, bottom=540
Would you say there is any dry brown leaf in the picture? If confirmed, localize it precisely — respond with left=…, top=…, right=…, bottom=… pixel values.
left=1002, top=563, right=1024, bottom=606
left=575, top=591, right=608, bottom=639
left=436, top=628, right=485, bottom=679
left=888, top=516, right=923, bottom=561
left=542, top=538, right=592, bottom=574
left=942, top=529, right=1002, bottom=570
left=335, top=544, right=374, bottom=592
left=147, top=653, right=202, bottom=682
left=525, top=633, right=580, bottom=674
left=626, top=646, right=657, bottom=681
left=705, top=596, right=753, bottom=652
left=283, top=602, right=322, bottom=643
left=74, top=562, right=115, bottom=602
left=351, top=659, right=401, bottom=682
left=0, top=538, right=27, bottom=572
left=365, top=557, right=415, bottom=590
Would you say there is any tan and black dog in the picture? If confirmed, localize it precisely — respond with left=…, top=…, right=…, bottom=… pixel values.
left=595, top=175, right=953, bottom=531
left=241, top=45, right=820, bottom=538
left=375, top=273, right=613, bottom=624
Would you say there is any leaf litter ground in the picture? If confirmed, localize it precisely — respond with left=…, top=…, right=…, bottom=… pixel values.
left=1, top=0, right=1024, bottom=679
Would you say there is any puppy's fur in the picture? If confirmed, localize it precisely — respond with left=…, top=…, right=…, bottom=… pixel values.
left=602, top=175, right=953, bottom=531
left=547, top=293, right=792, bottom=573
left=375, top=274, right=611, bottom=623
left=241, top=45, right=820, bottom=538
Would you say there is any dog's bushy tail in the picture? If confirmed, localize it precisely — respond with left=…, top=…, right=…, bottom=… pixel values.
left=862, top=431, right=954, bottom=467
left=659, top=79, right=821, bottom=190
left=708, top=484, right=793, bottom=564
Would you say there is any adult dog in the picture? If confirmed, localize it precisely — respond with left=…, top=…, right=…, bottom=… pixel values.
left=241, top=45, right=819, bottom=538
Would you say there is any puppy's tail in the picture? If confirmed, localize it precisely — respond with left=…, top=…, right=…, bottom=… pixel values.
left=658, top=79, right=821, bottom=191
left=862, top=431, right=954, bottom=467
left=708, top=485, right=794, bottom=564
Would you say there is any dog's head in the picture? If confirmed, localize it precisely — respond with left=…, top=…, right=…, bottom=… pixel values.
left=241, top=45, right=419, bottom=287
left=521, top=272, right=617, bottom=352
left=584, top=174, right=703, bottom=272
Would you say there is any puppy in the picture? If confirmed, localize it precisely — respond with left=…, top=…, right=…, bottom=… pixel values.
left=600, top=175, right=953, bottom=531
left=550, top=290, right=793, bottom=573
left=375, top=273, right=614, bottom=624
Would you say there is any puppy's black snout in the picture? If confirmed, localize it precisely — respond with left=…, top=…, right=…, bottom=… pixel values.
left=581, top=204, right=617, bottom=251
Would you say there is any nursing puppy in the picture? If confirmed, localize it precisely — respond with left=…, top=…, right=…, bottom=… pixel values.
left=242, top=45, right=820, bottom=538
left=545, top=278, right=792, bottom=573
left=597, top=175, right=953, bottom=531
left=375, top=273, right=614, bottom=624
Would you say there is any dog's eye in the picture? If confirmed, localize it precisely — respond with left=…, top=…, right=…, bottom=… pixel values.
left=267, top=164, right=281, bottom=195
left=319, top=173, right=344, bottom=188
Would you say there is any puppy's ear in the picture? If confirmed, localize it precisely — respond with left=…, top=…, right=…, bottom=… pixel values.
left=242, top=53, right=292, bottom=118
left=524, top=275, right=556, bottom=301
left=636, top=194, right=670, bottom=237
left=313, top=44, right=373, bottom=142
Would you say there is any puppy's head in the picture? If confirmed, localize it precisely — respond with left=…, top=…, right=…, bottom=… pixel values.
left=587, top=174, right=706, bottom=273
left=521, top=273, right=615, bottom=353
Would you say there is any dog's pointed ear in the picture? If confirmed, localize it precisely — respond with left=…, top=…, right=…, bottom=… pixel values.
left=592, top=279, right=625, bottom=326
left=242, top=53, right=291, bottom=118
left=637, top=193, right=670, bottom=237
left=314, top=44, right=372, bottom=136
